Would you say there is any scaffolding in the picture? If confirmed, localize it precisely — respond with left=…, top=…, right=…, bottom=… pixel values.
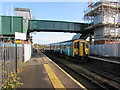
left=84, top=0, right=120, bottom=44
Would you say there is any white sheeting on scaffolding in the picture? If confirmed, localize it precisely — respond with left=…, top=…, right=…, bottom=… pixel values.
left=94, top=27, right=120, bottom=39
left=94, top=13, right=119, bottom=25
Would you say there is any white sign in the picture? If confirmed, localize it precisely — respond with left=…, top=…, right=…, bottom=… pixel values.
left=15, top=32, right=26, bottom=40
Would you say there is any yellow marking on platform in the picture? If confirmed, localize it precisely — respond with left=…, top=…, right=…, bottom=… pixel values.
left=51, top=61, right=87, bottom=90
left=44, top=64, right=66, bottom=89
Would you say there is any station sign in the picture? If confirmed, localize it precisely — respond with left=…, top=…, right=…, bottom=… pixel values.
left=15, top=32, right=26, bottom=40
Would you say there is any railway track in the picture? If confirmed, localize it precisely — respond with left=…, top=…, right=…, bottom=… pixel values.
left=44, top=51, right=120, bottom=90
left=80, top=60, right=120, bottom=84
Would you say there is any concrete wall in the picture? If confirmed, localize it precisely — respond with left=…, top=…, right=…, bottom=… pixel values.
left=24, top=44, right=32, bottom=62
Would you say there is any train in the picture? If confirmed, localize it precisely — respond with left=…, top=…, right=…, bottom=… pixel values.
left=45, top=39, right=90, bottom=62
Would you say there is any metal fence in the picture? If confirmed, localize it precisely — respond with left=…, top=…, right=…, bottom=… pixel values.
left=0, top=43, right=24, bottom=88
left=90, top=43, right=120, bottom=57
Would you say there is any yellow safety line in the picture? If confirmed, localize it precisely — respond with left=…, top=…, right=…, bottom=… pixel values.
left=44, top=64, right=66, bottom=89
left=51, top=61, right=87, bottom=90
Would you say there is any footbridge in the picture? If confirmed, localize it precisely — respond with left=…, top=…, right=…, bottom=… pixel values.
left=28, top=20, right=89, bottom=33
left=0, top=16, right=92, bottom=39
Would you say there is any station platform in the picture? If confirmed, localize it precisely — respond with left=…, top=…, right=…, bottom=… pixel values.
left=89, top=56, right=120, bottom=64
left=18, top=51, right=87, bottom=89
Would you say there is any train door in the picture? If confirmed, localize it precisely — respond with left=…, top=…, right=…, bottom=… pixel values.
left=74, top=42, right=79, bottom=56
left=79, top=42, right=85, bottom=56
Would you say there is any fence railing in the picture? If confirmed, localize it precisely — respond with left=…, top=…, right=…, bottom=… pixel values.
left=0, top=43, right=32, bottom=88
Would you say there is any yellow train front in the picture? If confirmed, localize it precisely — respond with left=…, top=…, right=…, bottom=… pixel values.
left=73, top=39, right=90, bottom=62
left=45, top=39, right=90, bottom=62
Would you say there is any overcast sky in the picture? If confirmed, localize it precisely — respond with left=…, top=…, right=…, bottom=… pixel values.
left=1, top=2, right=88, bottom=44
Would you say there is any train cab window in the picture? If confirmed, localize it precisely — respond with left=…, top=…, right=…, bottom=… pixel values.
left=74, top=42, right=79, bottom=49
left=60, top=45, right=62, bottom=49
left=61, top=45, right=64, bottom=49
left=53, top=45, right=55, bottom=49
left=85, top=43, right=89, bottom=48
left=56, top=45, right=60, bottom=50
left=63, top=45, right=66, bottom=49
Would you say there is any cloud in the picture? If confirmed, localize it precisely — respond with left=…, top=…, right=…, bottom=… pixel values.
left=32, top=32, right=76, bottom=44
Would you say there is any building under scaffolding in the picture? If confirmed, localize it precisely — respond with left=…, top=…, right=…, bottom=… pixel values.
left=84, top=0, right=120, bottom=44
left=84, top=0, right=120, bottom=57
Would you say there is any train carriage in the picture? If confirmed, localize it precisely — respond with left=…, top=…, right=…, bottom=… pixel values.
left=45, top=39, right=90, bottom=62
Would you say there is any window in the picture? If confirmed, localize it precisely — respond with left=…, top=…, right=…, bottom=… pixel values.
left=74, top=42, right=79, bottom=49
left=85, top=43, right=89, bottom=48
left=56, top=45, right=60, bottom=50
left=63, top=45, right=66, bottom=49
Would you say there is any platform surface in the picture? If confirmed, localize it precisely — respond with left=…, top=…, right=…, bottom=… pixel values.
left=19, top=51, right=86, bottom=89
left=89, top=56, right=120, bottom=64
